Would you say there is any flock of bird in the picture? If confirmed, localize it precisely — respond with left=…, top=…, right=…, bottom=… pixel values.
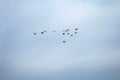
left=33, top=27, right=79, bottom=43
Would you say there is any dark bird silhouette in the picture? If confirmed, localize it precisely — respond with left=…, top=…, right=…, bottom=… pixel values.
left=75, top=28, right=78, bottom=31
left=62, top=33, right=65, bottom=35
left=67, top=33, right=70, bottom=35
left=74, top=32, right=78, bottom=34
left=63, top=29, right=70, bottom=32
left=41, top=32, right=44, bottom=34
left=65, top=29, right=69, bottom=32
left=34, top=33, right=37, bottom=35
left=52, top=31, right=56, bottom=32
left=63, top=41, right=66, bottom=43
left=44, top=30, right=47, bottom=32
left=70, top=34, right=73, bottom=37
left=33, top=27, right=79, bottom=43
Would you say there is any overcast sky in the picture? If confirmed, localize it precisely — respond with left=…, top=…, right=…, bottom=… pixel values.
left=0, top=0, right=120, bottom=80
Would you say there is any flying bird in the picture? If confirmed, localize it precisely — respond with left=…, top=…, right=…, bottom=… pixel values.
left=52, top=31, right=56, bottom=32
left=41, top=32, right=44, bottom=34
left=63, top=29, right=70, bottom=32
left=75, top=28, right=78, bottom=31
left=34, top=33, right=37, bottom=35
left=63, top=41, right=66, bottom=43
left=74, top=32, right=78, bottom=34
left=33, top=26, right=80, bottom=43
left=62, top=33, right=65, bottom=35
left=65, top=29, right=70, bottom=32
left=70, top=34, right=73, bottom=37
left=43, top=30, right=47, bottom=32
left=67, top=33, right=70, bottom=35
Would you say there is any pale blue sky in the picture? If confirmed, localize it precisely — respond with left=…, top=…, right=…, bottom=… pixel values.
left=0, top=0, right=120, bottom=80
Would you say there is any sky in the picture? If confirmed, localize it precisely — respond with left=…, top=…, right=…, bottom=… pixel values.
left=0, top=0, right=120, bottom=80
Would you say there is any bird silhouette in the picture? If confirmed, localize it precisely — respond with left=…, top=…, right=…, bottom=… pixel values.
left=67, top=33, right=70, bottom=35
left=62, top=33, right=65, bottom=35
left=52, top=31, right=56, bottom=32
left=41, top=32, right=44, bottom=34
left=63, top=41, right=66, bottom=43
left=34, top=33, right=37, bottom=35
left=43, top=30, right=47, bottom=32
left=33, top=27, right=79, bottom=43
left=75, top=28, right=78, bottom=31
left=70, top=34, right=73, bottom=37
left=74, top=32, right=78, bottom=34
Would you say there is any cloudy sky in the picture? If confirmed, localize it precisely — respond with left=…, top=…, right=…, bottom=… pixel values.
left=0, top=0, right=120, bottom=80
